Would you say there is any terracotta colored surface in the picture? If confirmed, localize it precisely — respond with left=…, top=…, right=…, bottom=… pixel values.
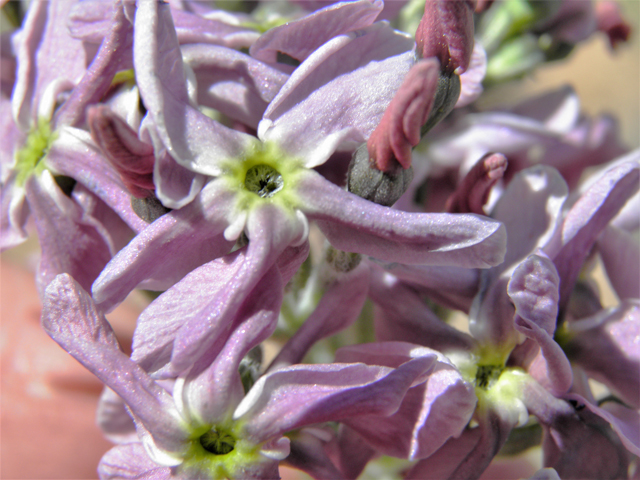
left=1, top=261, right=112, bottom=479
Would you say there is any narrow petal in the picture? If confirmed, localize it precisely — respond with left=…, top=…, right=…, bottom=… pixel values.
left=1, top=174, right=29, bottom=251
left=369, top=268, right=476, bottom=352
left=131, top=248, right=249, bottom=375
left=251, top=0, right=382, bottom=64
left=69, top=1, right=259, bottom=49
left=92, top=179, right=236, bottom=313
left=298, top=170, right=506, bottom=268
left=87, top=105, right=155, bottom=198
left=564, top=301, right=640, bottom=408
left=405, top=428, right=482, bottom=480
left=286, top=429, right=345, bottom=480
left=134, top=0, right=255, bottom=176
left=375, top=261, right=480, bottom=312
left=562, top=396, right=640, bottom=456
left=509, top=254, right=573, bottom=395
left=268, top=262, right=371, bottom=370
left=98, top=443, right=171, bottom=480
left=26, top=172, right=113, bottom=296
left=327, top=426, right=376, bottom=479
left=542, top=402, right=629, bottom=479
left=260, top=22, right=415, bottom=168
left=491, top=165, right=568, bottom=275
left=597, top=226, right=640, bottom=300
left=97, top=387, right=138, bottom=444
left=153, top=149, right=205, bottom=209
left=551, top=157, right=640, bottom=307
left=11, top=0, right=47, bottom=129
left=54, top=0, right=133, bottom=128
left=45, top=127, right=148, bottom=233
left=337, top=343, right=476, bottom=460
left=182, top=265, right=284, bottom=425
left=42, top=274, right=189, bottom=454
left=181, top=44, right=288, bottom=128
left=170, top=9, right=259, bottom=49
left=236, top=357, right=435, bottom=444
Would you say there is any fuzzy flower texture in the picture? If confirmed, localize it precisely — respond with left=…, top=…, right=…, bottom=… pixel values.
left=2, top=0, right=639, bottom=479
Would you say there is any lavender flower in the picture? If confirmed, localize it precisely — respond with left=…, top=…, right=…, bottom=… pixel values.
left=90, top=0, right=506, bottom=318
left=42, top=273, right=436, bottom=479
left=1, top=0, right=148, bottom=294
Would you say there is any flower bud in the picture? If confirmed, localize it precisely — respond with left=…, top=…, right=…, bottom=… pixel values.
left=347, top=144, right=413, bottom=207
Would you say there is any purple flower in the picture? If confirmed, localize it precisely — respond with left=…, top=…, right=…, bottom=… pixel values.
left=42, top=273, right=436, bottom=479
left=90, top=0, right=506, bottom=320
left=369, top=157, right=639, bottom=477
left=1, top=0, right=148, bottom=294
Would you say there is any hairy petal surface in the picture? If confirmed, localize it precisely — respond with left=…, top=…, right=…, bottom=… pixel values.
left=509, top=254, right=572, bottom=395
left=550, top=155, right=640, bottom=307
left=298, top=170, right=506, bottom=268
left=42, top=275, right=189, bottom=456
left=336, top=343, right=477, bottom=460
left=260, top=22, right=415, bottom=169
left=250, top=0, right=383, bottom=64
left=92, top=178, right=236, bottom=312
left=236, top=357, right=435, bottom=444
left=134, top=0, right=255, bottom=176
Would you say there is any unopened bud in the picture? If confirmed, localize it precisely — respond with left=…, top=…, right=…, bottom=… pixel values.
left=131, top=196, right=171, bottom=223
left=347, top=144, right=413, bottom=207
left=421, top=70, right=461, bottom=136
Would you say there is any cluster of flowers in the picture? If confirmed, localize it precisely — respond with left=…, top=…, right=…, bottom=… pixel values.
left=1, top=0, right=638, bottom=478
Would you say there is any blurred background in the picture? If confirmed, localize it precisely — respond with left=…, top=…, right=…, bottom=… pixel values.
left=1, top=1, right=638, bottom=478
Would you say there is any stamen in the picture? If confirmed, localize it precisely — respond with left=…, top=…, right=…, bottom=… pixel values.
left=244, top=164, right=284, bottom=198
left=476, top=364, right=503, bottom=389
left=199, top=428, right=236, bottom=455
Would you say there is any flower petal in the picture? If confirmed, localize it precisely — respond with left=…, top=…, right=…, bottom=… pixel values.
left=298, top=170, right=506, bottom=268
left=260, top=22, right=415, bottom=168
left=42, top=274, right=189, bottom=454
left=92, top=178, right=236, bottom=313
left=26, top=172, right=113, bottom=296
left=337, top=343, right=476, bottom=460
left=134, top=0, right=255, bottom=176
left=597, top=226, right=640, bottom=300
left=236, top=356, right=435, bottom=444
left=181, top=44, right=288, bottom=128
left=250, top=0, right=383, bottom=64
left=564, top=301, right=640, bottom=408
left=369, top=267, right=476, bottom=352
left=98, top=443, right=171, bottom=480
left=268, top=262, right=371, bottom=371
left=182, top=265, right=284, bottom=425
left=509, top=254, right=572, bottom=395
left=55, top=0, right=133, bottom=128
left=551, top=156, right=640, bottom=307
left=46, top=126, right=148, bottom=233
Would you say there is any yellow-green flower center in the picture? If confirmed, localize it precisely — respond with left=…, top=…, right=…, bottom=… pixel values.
left=15, top=120, right=56, bottom=185
left=181, top=421, right=265, bottom=480
left=244, top=164, right=284, bottom=198
left=221, top=142, right=304, bottom=213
